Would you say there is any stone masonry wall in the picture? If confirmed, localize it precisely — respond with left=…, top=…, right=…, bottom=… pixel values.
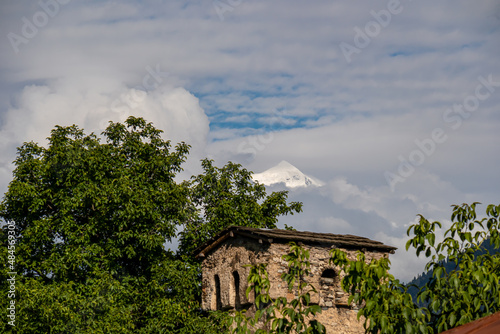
left=201, top=237, right=389, bottom=333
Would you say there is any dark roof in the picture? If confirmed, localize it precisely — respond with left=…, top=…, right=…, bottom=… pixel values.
left=195, top=226, right=397, bottom=259
left=440, top=312, right=500, bottom=334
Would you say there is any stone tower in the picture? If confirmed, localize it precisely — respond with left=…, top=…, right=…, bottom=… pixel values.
left=195, top=226, right=397, bottom=333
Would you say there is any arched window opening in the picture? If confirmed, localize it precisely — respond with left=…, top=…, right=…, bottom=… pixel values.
left=233, top=271, right=241, bottom=309
left=321, top=268, right=337, bottom=278
left=320, top=268, right=337, bottom=285
left=214, top=274, right=222, bottom=310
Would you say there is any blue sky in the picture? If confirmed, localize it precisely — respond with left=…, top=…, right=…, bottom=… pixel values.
left=1, top=0, right=499, bottom=281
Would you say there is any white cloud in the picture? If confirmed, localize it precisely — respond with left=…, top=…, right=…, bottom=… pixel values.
left=0, top=78, right=210, bottom=191
left=317, top=216, right=353, bottom=234
left=329, top=177, right=380, bottom=210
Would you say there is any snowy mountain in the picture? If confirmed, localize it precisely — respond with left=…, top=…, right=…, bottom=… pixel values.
left=252, top=160, right=324, bottom=188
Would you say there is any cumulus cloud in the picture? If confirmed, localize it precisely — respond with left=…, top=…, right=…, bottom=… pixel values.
left=0, top=77, right=210, bottom=192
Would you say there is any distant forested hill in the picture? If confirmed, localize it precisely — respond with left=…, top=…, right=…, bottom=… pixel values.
left=405, top=238, right=500, bottom=304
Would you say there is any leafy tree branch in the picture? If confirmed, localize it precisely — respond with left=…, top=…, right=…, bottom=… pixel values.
left=331, top=203, right=500, bottom=334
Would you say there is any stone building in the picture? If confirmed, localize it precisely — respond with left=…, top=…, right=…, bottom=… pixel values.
left=195, top=226, right=397, bottom=333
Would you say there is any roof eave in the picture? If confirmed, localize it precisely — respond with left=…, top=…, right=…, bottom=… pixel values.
left=194, top=225, right=397, bottom=259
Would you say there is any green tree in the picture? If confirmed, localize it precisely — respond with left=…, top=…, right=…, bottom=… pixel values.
left=1, top=117, right=190, bottom=283
left=330, top=203, right=500, bottom=333
left=0, top=116, right=302, bottom=333
left=231, top=242, right=325, bottom=334
left=179, top=159, right=302, bottom=256
left=0, top=117, right=207, bottom=333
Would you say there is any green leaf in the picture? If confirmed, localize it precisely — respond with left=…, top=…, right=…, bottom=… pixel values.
left=449, top=313, right=457, bottom=327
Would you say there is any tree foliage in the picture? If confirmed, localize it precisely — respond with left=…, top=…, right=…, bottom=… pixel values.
left=1, top=117, right=190, bottom=282
left=231, top=242, right=325, bottom=334
left=331, top=203, right=500, bottom=333
left=0, top=117, right=299, bottom=333
left=330, top=249, right=430, bottom=333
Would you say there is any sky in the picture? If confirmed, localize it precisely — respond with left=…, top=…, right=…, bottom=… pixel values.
left=1, top=0, right=499, bottom=281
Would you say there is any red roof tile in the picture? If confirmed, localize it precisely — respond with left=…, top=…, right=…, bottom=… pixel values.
left=440, top=312, right=500, bottom=334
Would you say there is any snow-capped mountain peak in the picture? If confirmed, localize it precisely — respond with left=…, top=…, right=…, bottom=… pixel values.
left=252, top=160, right=324, bottom=188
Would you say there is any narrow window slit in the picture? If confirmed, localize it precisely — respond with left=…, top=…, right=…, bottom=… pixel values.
left=233, top=271, right=241, bottom=309
left=214, top=274, right=222, bottom=310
